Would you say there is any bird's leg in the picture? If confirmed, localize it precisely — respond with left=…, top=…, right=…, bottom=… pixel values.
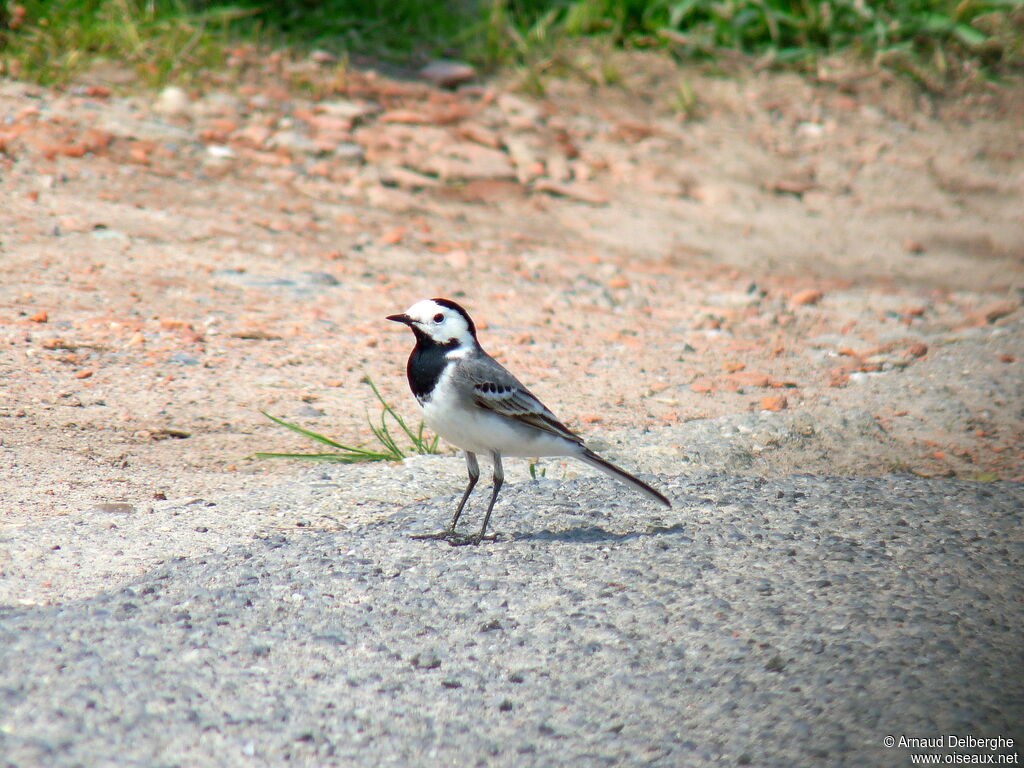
left=448, top=451, right=479, bottom=533
left=411, top=452, right=480, bottom=542
left=467, top=451, right=503, bottom=545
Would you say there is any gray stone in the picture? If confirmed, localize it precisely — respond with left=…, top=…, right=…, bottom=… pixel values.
left=419, top=59, right=476, bottom=89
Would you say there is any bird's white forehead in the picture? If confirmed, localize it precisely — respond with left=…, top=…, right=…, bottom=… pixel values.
left=404, top=299, right=446, bottom=321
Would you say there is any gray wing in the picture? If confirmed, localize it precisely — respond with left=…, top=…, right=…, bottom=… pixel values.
left=456, top=352, right=583, bottom=444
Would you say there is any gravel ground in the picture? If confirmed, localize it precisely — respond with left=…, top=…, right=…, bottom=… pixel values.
left=2, top=467, right=1021, bottom=767
left=2, top=55, right=1022, bottom=768
left=3, top=61, right=1023, bottom=522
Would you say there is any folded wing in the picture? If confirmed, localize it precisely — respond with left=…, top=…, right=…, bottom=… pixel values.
left=457, top=354, right=583, bottom=445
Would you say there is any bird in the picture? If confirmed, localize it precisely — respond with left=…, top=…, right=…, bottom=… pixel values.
left=387, top=297, right=671, bottom=545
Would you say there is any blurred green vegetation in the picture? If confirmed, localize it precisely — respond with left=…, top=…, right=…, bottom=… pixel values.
left=1, top=0, right=1021, bottom=87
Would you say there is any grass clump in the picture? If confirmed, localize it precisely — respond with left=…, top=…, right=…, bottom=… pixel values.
left=0, top=1, right=1020, bottom=90
left=208, top=0, right=475, bottom=60
left=255, top=376, right=439, bottom=464
left=0, top=0, right=255, bottom=85
left=483, top=0, right=1023, bottom=87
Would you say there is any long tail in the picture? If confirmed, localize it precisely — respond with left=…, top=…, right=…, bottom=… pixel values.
left=577, top=448, right=672, bottom=508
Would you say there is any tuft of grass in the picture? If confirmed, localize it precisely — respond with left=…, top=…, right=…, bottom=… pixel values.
left=1, top=1, right=1020, bottom=90
left=476, top=0, right=1024, bottom=90
left=1, top=0, right=257, bottom=86
left=655, top=0, right=1020, bottom=78
left=254, top=375, right=439, bottom=464
left=667, top=77, right=699, bottom=117
left=218, top=0, right=474, bottom=61
left=477, top=1, right=568, bottom=94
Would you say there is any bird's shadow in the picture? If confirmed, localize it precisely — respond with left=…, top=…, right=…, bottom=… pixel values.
left=509, top=523, right=689, bottom=544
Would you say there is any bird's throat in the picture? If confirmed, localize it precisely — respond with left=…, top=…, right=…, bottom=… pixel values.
left=407, top=338, right=459, bottom=402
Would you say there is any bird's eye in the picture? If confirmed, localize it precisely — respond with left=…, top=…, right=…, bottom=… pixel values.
left=433, top=313, right=444, bottom=323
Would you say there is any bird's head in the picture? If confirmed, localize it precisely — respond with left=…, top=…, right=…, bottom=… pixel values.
left=387, top=298, right=477, bottom=347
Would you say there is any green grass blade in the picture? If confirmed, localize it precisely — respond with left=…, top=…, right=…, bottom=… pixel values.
left=367, top=414, right=404, bottom=460
left=252, top=451, right=393, bottom=463
left=260, top=411, right=402, bottom=458
left=258, top=379, right=439, bottom=464
left=379, top=409, right=409, bottom=458
left=363, top=375, right=423, bottom=446
left=260, top=411, right=350, bottom=449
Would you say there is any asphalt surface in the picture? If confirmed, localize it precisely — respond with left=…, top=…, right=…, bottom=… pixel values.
left=1, top=471, right=1022, bottom=767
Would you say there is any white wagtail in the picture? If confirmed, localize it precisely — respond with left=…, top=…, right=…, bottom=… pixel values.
left=387, top=298, right=671, bottom=545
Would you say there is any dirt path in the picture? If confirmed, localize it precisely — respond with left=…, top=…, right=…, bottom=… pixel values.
left=1, top=52, right=1022, bottom=523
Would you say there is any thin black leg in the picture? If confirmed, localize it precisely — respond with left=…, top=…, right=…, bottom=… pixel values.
left=473, top=451, right=504, bottom=543
left=448, top=451, right=479, bottom=532
left=411, top=451, right=482, bottom=543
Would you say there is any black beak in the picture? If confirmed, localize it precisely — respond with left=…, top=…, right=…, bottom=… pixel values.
left=387, top=313, right=414, bottom=326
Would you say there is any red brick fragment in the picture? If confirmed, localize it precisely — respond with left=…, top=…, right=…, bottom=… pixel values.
left=903, top=342, right=928, bottom=359
left=759, top=395, right=788, bottom=411
left=790, top=289, right=823, bottom=307
left=690, top=378, right=714, bottom=394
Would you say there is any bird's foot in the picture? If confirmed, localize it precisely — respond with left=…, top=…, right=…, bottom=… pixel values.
left=448, top=532, right=498, bottom=547
left=410, top=530, right=498, bottom=546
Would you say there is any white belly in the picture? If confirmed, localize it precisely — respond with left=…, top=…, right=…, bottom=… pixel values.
left=420, top=377, right=577, bottom=458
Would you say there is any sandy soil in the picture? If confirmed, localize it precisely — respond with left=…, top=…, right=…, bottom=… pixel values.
left=1, top=51, right=1022, bottom=524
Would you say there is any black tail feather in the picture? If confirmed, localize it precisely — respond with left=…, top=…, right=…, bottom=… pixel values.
left=577, top=449, right=672, bottom=508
